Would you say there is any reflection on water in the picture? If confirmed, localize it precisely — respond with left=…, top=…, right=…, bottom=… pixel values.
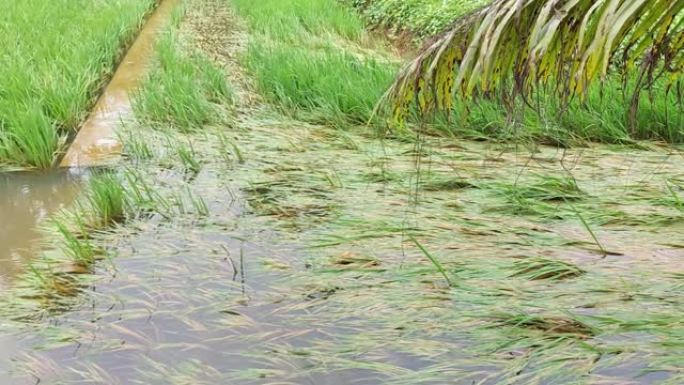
left=0, top=334, right=15, bottom=385
left=0, top=171, right=83, bottom=288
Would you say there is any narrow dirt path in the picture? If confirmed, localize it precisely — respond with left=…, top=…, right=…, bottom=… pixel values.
left=3, top=1, right=683, bottom=384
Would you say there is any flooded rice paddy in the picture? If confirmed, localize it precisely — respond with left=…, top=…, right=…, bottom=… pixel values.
left=0, top=171, right=83, bottom=287
left=4, top=117, right=684, bottom=383
left=1, top=0, right=683, bottom=384
left=0, top=0, right=176, bottom=292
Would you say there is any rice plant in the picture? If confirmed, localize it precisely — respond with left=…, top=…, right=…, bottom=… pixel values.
left=84, top=173, right=129, bottom=228
left=133, top=32, right=233, bottom=132
left=409, top=235, right=453, bottom=287
left=245, top=41, right=396, bottom=128
left=346, top=0, right=489, bottom=38
left=0, top=0, right=155, bottom=168
left=216, top=131, right=245, bottom=164
left=233, top=0, right=397, bottom=128
left=654, top=180, right=684, bottom=213
left=176, top=141, right=202, bottom=177
left=510, top=257, right=585, bottom=281
left=487, top=175, right=585, bottom=218
left=120, top=128, right=154, bottom=161
left=53, top=220, right=98, bottom=265
left=185, top=186, right=209, bottom=217
left=231, top=0, right=365, bottom=42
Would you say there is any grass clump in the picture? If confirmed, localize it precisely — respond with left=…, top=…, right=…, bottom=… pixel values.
left=505, top=176, right=583, bottom=202
left=246, top=43, right=396, bottom=127
left=493, top=312, right=596, bottom=339
left=176, top=140, right=202, bottom=178
left=43, top=168, right=182, bottom=272
left=233, top=0, right=397, bottom=128
left=486, top=175, right=584, bottom=218
left=653, top=181, right=684, bottom=213
left=134, top=32, right=233, bottom=132
left=429, top=80, right=684, bottom=145
left=347, top=0, right=489, bottom=38
left=422, top=176, right=476, bottom=191
left=54, top=172, right=132, bottom=240
left=47, top=172, right=130, bottom=267
left=0, top=0, right=155, bottom=169
left=493, top=175, right=583, bottom=204
left=53, top=221, right=99, bottom=266
left=232, top=0, right=365, bottom=42
left=510, top=257, right=585, bottom=281
left=84, top=173, right=129, bottom=228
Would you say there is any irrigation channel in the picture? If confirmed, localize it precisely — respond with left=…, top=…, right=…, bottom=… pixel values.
left=0, top=0, right=178, bottom=287
left=0, top=0, right=177, bottom=286
left=1, top=0, right=684, bottom=384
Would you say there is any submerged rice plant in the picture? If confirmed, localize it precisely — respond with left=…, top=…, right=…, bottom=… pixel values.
left=510, top=257, right=585, bottom=281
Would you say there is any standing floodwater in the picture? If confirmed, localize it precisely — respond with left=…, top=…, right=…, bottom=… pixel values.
left=0, top=171, right=83, bottom=288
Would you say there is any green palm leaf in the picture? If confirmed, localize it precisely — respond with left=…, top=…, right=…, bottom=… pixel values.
left=383, top=0, right=684, bottom=126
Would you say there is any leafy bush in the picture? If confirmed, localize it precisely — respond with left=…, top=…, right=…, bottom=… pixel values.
left=346, top=0, right=489, bottom=37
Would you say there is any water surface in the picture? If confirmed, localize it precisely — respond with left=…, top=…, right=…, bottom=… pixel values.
left=0, top=171, right=83, bottom=288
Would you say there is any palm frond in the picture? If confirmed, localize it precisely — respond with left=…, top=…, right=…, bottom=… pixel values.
left=384, top=0, right=684, bottom=126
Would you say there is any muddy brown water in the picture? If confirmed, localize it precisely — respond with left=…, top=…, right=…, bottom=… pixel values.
left=0, top=172, right=82, bottom=385
left=0, top=171, right=84, bottom=287
left=2, top=178, right=400, bottom=384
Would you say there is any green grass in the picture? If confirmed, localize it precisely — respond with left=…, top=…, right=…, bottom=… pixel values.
left=655, top=180, right=684, bottom=212
left=47, top=172, right=130, bottom=266
left=216, top=130, right=245, bottom=164
left=410, top=235, right=454, bottom=287
left=347, top=0, right=489, bottom=37
left=85, top=173, right=129, bottom=228
left=245, top=43, right=396, bottom=127
left=53, top=220, right=98, bottom=265
left=0, top=0, right=155, bottom=169
left=486, top=175, right=582, bottom=215
left=133, top=32, right=233, bottom=132
left=232, top=0, right=365, bottom=42
left=176, top=140, right=202, bottom=177
left=510, top=257, right=585, bottom=281
left=430, top=79, right=684, bottom=145
left=233, top=0, right=397, bottom=128
left=498, top=175, right=584, bottom=202
left=46, top=167, right=186, bottom=268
